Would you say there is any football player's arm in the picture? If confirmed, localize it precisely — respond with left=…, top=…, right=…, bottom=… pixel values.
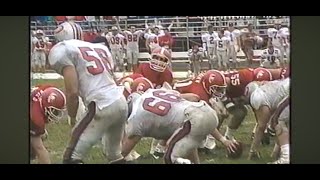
left=145, top=38, right=150, bottom=51
left=30, top=136, right=51, bottom=164
left=211, top=128, right=237, bottom=153
left=249, top=105, right=271, bottom=156
left=236, top=36, right=241, bottom=52
left=62, top=66, right=79, bottom=126
left=168, top=21, right=174, bottom=31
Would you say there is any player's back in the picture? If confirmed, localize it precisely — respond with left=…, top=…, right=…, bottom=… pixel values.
left=260, top=78, right=290, bottom=110
left=174, top=76, right=210, bottom=103
left=128, top=88, right=196, bottom=139
left=48, top=39, right=123, bottom=108
left=225, top=69, right=254, bottom=98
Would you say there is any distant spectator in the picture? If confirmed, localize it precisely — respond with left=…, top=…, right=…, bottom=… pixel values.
left=55, top=16, right=66, bottom=22
left=85, top=16, right=95, bottom=21
left=75, top=16, right=85, bottom=21
left=103, top=16, right=113, bottom=20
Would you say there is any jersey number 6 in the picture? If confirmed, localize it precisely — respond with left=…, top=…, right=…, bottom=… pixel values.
left=142, top=90, right=181, bottom=116
left=79, top=47, right=112, bottom=75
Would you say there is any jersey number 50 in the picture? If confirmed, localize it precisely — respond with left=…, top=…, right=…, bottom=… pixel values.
left=79, top=47, right=112, bottom=75
left=142, top=90, right=181, bottom=116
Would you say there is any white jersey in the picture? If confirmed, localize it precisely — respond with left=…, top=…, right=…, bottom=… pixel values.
left=144, top=33, right=159, bottom=48
left=123, top=30, right=143, bottom=50
left=32, top=36, right=49, bottom=52
left=48, top=39, right=124, bottom=109
left=225, top=29, right=241, bottom=46
left=201, top=32, right=219, bottom=48
left=105, top=33, right=125, bottom=50
left=215, top=36, right=230, bottom=51
left=55, top=21, right=83, bottom=41
left=250, top=78, right=290, bottom=111
left=261, top=48, right=281, bottom=62
left=279, top=27, right=290, bottom=45
left=267, top=28, right=284, bottom=47
left=128, top=89, right=200, bottom=139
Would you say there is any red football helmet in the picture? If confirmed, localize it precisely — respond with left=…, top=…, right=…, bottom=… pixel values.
left=253, top=68, right=273, bottom=81
left=150, top=47, right=171, bottom=72
left=131, top=77, right=154, bottom=94
left=201, top=70, right=227, bottom=98
left=40, top=87, right=66, bottom=122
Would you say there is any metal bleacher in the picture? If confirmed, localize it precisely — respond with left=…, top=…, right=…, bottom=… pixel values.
left=31, top=16, right=290, bottom=73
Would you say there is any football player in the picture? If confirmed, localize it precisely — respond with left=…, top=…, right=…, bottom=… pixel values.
left=105, top=26, right=126, bottom=72
left=136, top=47, right=173, bottom=88
left=48, top=39, right=128, bottom=164
left=267, top=21, right=288, bottom=67
left=30, top=85, right=66, bottom=164
left=32, top=29, right=49, bottom=73
left=174, top=70, right=229, bottom=151
left=222, top=68, right=273, bottom=141
left=201, top=25, right=219, bottom=70
left=121, top=87, right=238, bottom=164
left=215, top=29, right=231, bottom=70
left=260, top=45, right=281, bottom=68
left=244, top=78, right=290, bottom=161
left=54, top=16, right=83, bottom=41
left=225, top=24, right=241, bottom=68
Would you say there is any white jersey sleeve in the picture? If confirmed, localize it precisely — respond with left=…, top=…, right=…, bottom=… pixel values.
left=267, top=28, right=276, bottom=38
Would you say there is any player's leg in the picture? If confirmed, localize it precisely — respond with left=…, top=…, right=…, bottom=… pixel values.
left=35, top=52, right=41, bottom=73
left=224, top=103, right=248, bottom=141
left=40, top=52, right=46, bottom=73
left=222, top=51, right=228, bottom=70
left=216, top=52, right=223, bottom=70
left=207, top=47, right=214, bottom=70
left=246, top=46, right=254, bottom=67
left=194, top=60, right=201, bottom=77
left=132, top=50, right=139, bottom=73
left=111, top=50, right=118, bottom=72
left=126, top=50, right=133, bottom=72
left=165, top=103, right=219, bottom=164
left=270, top=109, right=290, bottom=164
left=117, top=50, right=124, bottom=72
left=101, top=97, right=128, bottom=163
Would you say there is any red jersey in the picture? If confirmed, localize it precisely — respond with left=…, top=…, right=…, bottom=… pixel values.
left=174, top=74, right=211, bottom=104
left=270, top=67, right=290, bottom=80
left=136, top=63, right=173, bottom=88
left=158, top=34, right=173, bottom=49
left=30, top=88, right=47, bottom=136
left=224, top=69, right=255, bottom=98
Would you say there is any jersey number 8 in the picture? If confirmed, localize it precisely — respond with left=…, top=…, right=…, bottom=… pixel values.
left=142, top=90, right=181, bottom=116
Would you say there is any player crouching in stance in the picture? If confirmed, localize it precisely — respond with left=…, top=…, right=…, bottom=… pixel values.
left=121, top=85, right=238, bottom=164
left=244, top=78, right=290, bottom=163
left=30, top=85, right=66, bottom=164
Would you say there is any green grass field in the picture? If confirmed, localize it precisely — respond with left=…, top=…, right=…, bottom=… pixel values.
left=31, top=79, right=275, bottom=164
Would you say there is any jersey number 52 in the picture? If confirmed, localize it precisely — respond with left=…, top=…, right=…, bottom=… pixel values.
left=142, top=90, right=181, bottom=116
left=79, top=47, right=113, bottom=75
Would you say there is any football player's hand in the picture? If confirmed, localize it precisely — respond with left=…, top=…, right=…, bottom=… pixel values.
left=223, top=139, right=238, bottom=154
